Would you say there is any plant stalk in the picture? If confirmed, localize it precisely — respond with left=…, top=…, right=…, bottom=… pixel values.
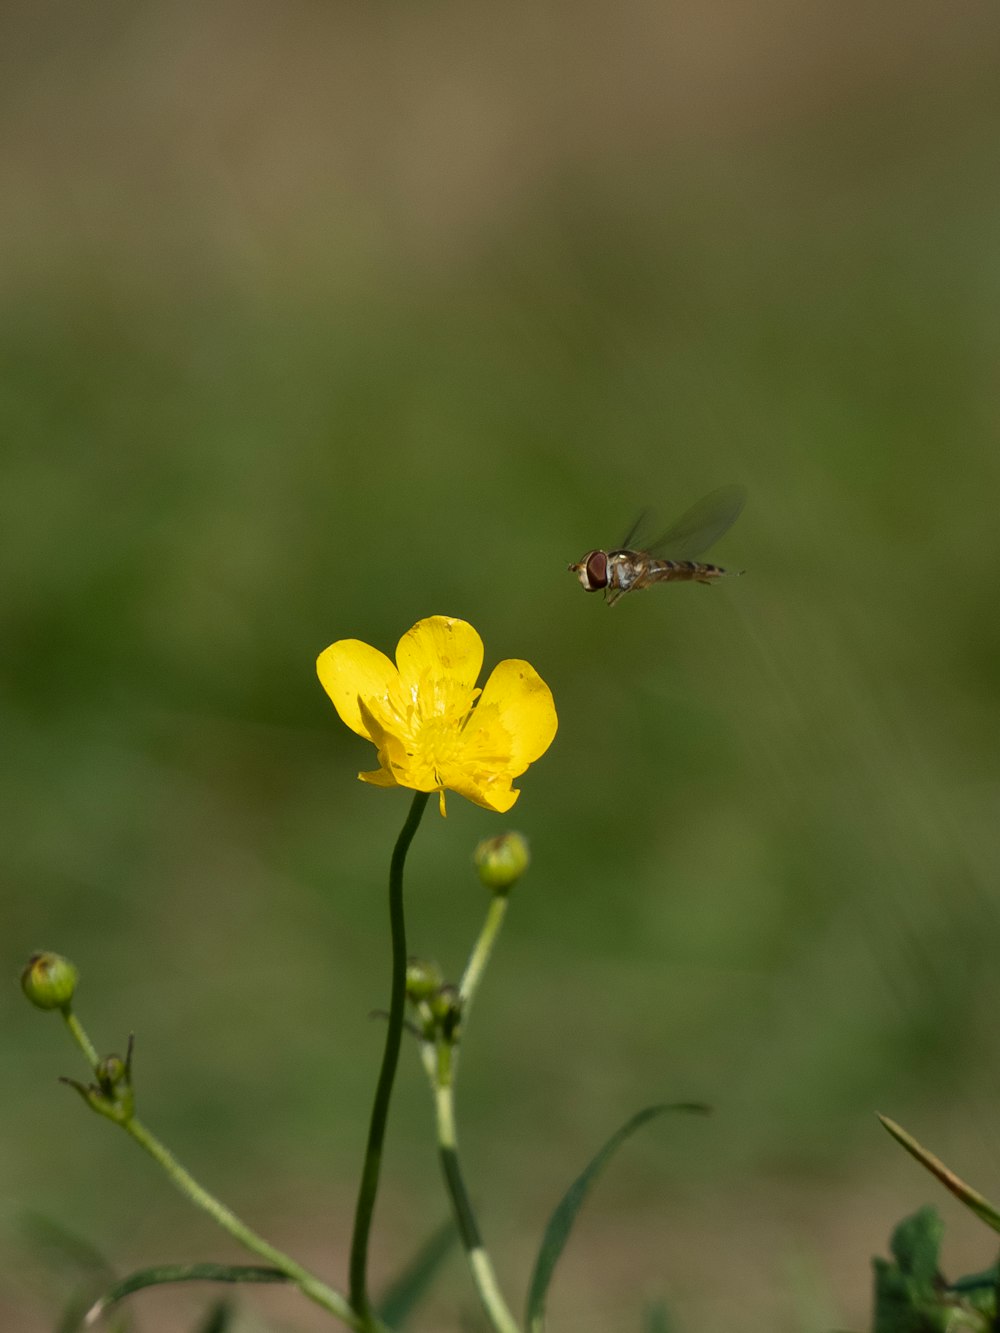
left=124, top=1117, right=360, bottom=1326
left=435, top=1071, right=521, bottom=1333
left=349, top=789, right=430, bottom=1325
left=61, top=1010, right=359, bottom=1327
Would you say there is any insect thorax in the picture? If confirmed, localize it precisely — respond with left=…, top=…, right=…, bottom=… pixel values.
left=608, top=551, right=639, bottom=591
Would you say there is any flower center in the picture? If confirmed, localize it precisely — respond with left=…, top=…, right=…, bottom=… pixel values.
left=413, top=715, right=466, bottom=782
left=405, top=671, right=475, bottom=780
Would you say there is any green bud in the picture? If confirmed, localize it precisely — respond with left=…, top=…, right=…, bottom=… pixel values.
left=62, top=1035, right=136, bottom=1124
left=98, top=1049, right=135, bottom=1122
left=429, top=983, right=462, bottom=1043
left=96, top=1054, right=127, bottom=1093
left=62, top=1072, right=135, bottom=1125
left=21, top=952, right=79, bottom=1011
left=473, top=832, right=530, bottom=892
left=406, top=957, right=444, bottom=1003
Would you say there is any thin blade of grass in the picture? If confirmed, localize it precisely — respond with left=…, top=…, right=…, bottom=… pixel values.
left=84, top=1263, right=287, bottom=1325
left=525, top=1102, right=709, bottom=1333
left=879, top=1115, right=1000, bottom=1233
left=376, top=1218, right=458, bottom=1328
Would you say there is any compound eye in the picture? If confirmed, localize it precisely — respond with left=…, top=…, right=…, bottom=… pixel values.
left=585, top=550, right=609, bottom=590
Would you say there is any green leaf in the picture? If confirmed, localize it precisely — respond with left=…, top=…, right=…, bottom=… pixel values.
left=525, top=1102, right=709, bottom=1333
left=872, top=1207, right=998, bottom=1333
left=873, top=1208, right=943, bottom=1333
left=376, top=1218, right=458, bottom=1328
left=948, top=1265, right=1000, bottom=1296
left=85, top=1263, right=288, bottom=1323
left=890, top=1205, right=944, bottom=1288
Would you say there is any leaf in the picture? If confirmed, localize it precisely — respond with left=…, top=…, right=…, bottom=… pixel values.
left=84, top=1263, right=287, bottom=1324
left=525, top=1102, right=710, bottom=1333
left=872, top=1206, right=997, bottom=1333
left=376, top=1218, right=458, bottom=1328
left=60, top=1291, right=134, bottom=1333
left=889, top=1205, right=943, bottom=1287
left=879, top=1116, right=1000, bottom=1233
left=948, top=1265, right=1000, bottom=1296
left=872, top=1207, right=943, bottom=1333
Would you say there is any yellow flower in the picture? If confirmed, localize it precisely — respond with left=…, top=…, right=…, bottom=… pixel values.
left=317, top=616, right=557, bottom=816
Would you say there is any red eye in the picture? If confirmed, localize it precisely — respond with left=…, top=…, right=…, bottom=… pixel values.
left=585, top=551, right=608, bottom=590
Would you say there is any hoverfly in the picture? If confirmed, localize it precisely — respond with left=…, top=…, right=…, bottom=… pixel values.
left=569, top=485, right=746, bottom=607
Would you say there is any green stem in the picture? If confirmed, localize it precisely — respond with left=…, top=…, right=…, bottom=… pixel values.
left=60, top=999, right=361, bottom=1324
left=123, top=1117, right=360, bottom=1327
left=62, top=1007, right=100, bottom=1071
left=349, top=789, right=430, bottom=1325
left=459, top=893, right=509, bottom=1019
left=434, top=1072, right=521, bottom=1333
left=420, top=895, right=520, bottom=1332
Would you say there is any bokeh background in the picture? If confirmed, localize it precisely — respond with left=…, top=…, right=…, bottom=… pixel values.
left=4, top=2, right=1000, bottom=1329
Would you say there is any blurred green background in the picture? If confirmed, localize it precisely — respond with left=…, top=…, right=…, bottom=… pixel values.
left=4, top=2, right=1000, bottom=1329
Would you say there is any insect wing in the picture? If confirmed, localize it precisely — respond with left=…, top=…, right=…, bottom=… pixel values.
left=617, top=507, right=655, bottom=552
left=644, top=484, right=746, bottom=559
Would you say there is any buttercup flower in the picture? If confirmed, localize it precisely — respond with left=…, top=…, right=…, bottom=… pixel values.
left=317, top=616, right=557, bottom=815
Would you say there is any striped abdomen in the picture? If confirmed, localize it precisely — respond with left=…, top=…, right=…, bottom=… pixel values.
left=646, top=558, right=735, bottom=585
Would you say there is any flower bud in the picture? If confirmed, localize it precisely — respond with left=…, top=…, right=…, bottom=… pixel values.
left=63, top=1066, right=135, bottom=1124
left=473, top=832, right=530, bottom=892
left=429, top=983, right=462, bottom=1043
left=62, top=1035, right=136, bottom=1124
left=21, top=952, right=79, bottom=1011
left=406, top=957, right=444, bottom=1003
left=96, top=1054, right=127, bottom=1093
left=94, top=1051, right=135, bottom=1122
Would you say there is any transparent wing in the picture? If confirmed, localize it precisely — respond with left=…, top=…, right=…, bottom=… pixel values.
left=643, top=484, right=746, bottom=559
left=617, top=507, right=654, bottom=552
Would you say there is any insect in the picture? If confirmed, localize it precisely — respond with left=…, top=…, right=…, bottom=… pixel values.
left=569, top=484, right=746, bottom=607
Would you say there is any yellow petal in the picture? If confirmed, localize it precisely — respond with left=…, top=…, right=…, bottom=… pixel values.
left=395, top=616, right=483, bottom=705
left=469, top=659, right=557, bottom=774
left=359, top=766, right=400, bottom=788
left=446, top=769, right=520, bottom=813
left=317, top=640, right=402, bottom=740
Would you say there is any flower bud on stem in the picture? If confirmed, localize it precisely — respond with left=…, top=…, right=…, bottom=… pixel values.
left=60, top=1034, right=136, bottom=1124
left=473, top=833, right=530, bottom=893
left=460, top=836, right=529, bottom=1035
left=21, top=951, right=79, bottom=1012
left=414, top=844, right=526, bottom=1333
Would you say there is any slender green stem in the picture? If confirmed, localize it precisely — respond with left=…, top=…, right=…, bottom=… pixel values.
left=122, top=1117, right=360, bottom=1326
left=459, top=893, right=509, bottom=1019
left=451, top=892, right=510, bottom=1081
left=419, top=895, right=520, bottom=1332
left=434, top=1074, right=521, bottom=1333
left=349, top=789, right=430, bottom=1325
left=62, top=1007, right=100, bottom=1071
